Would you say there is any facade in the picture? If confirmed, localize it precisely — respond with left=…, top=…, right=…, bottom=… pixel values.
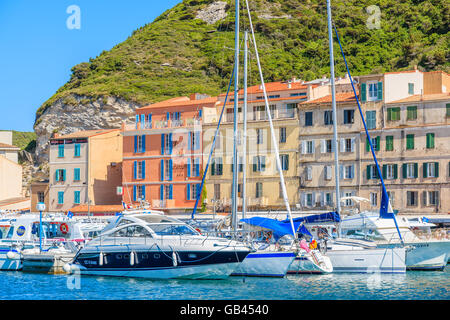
left=48, top=129, right=123, bottom=212
left=121, top=94, right=217, bottom=213
left=30, top=179, right=49, bottom=212
left=0, top=131, right=23, bottom=204
left=203, top=79, right=310, bottom=211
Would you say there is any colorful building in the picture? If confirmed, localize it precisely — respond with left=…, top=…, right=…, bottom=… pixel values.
left=121, top=94, right=218, bottom=213
left=48, top=129, right=123, bottom=212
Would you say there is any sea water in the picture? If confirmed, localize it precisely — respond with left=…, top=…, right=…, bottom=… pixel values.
left=0, top=266, right=448, bottom=300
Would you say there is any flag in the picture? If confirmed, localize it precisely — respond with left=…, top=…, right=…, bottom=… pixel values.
left=67, top=211, right=73, bottom=218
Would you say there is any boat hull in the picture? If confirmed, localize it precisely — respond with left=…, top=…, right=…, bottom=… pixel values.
left=231, top=251, right=296, bottom=277
left=0, top=250, right=22, bottom=271
left=288, top=251, right=333, bottom=274
left=378, top=240, right=449, bottom=271
left=326, top=247, right=406, bottom=273
left=71, top=249, right=249, bottom=280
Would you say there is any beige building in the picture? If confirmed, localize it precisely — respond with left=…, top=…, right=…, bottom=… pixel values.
left=203, top=79, right=311, bottom=211
left=48, top=129, right=123, bottom=212
left=30, top=179, right=49, bottom=212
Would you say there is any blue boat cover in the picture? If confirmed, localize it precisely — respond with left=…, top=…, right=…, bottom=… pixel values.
left=281, top=212, right=341, bottom=224
left=240, top=217, right=312, bottom=240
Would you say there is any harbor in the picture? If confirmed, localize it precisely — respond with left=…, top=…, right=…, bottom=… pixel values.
left=0, top=0, right=449, bottom=303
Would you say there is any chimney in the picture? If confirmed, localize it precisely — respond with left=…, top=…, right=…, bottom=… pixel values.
left=190, top=93, right=197, bottom=100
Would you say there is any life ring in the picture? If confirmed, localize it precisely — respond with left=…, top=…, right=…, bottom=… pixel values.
left=60, top=223, right=69, bottom=234
left=195, top=228, right=202, bottom=235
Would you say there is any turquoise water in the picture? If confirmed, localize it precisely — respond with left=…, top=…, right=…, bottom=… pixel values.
left=1, top=267, right=448, bottom=300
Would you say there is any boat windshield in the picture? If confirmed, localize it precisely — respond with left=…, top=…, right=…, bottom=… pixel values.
left=147, top=223, right=199, bottom=236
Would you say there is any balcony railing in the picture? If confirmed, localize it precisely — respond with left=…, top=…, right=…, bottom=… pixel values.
left=126, top=117, right=202, bottom=132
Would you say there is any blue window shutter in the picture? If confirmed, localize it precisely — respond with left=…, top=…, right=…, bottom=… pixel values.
left=74, top=144, right=80, bottom=157
left=169, top=159, right=173, bottom=181
left=62, top=169, right=66, bottom=181
left=136, top=115, right=139, bottom=123
left=169, top=184, right=173, bottom=200
left=149, top=114, right=152, bottom=128
left=141, top=114, right=145, bottom=126
left=55, top=170, right=60, bottom=182
left=142, top=161, right=146, bottom=179
left=187, top=132, right=191, bottom=150
left=160, top=185, right=164, bottom=201
left=187, top=158, right=191, bottom=177
left=167, top=112, right=170, bottom=121
left=196, top=184, right=201, bottom=199
left=133, top=161, right=137, bottom=179
left=142, top=135, right=146, bottom=152
left=161, top=134, right=165, bottom=154
left=134, top=136, right=138, bottom=153
left=186, top=183, right=191, bottom=200
left=58, top=145, right=64, bottom=157
left=199, top=109, right=202, bottom=118
left=133, top=186, right=137, bottom=202
left=74, top=168, right=80, bottom=181
left=195, top=158, right=200, bottom=176
left=142, top=185, right=146, bottom=200
left=169, top=133, right=173, bottom=154
left=160, top=160, right=164, bottom=181
left=195, top=132, right=200, bottom=150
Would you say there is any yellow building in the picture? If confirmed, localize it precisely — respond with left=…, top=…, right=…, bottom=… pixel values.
left=48, top=129, right=123, bottom=212
left=202, top=79, right=309, bottom=211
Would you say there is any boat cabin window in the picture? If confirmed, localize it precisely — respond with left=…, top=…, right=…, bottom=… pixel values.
left=117, top=219, right=135, bottom=227
left=147, top=224, right=198, bottom=236
left=111, top=225, right=152, bottom=238
left=0, top=226, right=13, bottom=239
left=137, top=215, right=179, bottom=224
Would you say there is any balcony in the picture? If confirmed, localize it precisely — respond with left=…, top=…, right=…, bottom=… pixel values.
left=124, top=117, right=202, bottom=134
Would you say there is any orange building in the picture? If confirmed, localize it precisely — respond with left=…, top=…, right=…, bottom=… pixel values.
left=121, top=94, right=219, bottom=213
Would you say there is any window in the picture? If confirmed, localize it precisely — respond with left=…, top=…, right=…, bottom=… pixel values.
left=324, top=110, right=333, bottom=125
left=387, top=191, right=395, bottom=207
left=255, top=182, right=263, bottom=198
left=280, top=103, right=296, bottom=118
left=343, top=138, right=354, bottom=153
left=112, top=225, right=152, bottom=238
left=408, top=83, right=414, bottom=95
left=325, top=193, right=333, bottom=206
left=387, top=107, right=400, bottom=121
left=305, top=112, right=313, bottom=126
left=74, top=191, right=81, bottom=204
left=279, top=127, right=286, bottom=143
left=423, top=162, right=439, bottom=178
left=370, top=193, right=378, bottom=207
left=226, top=108, right=234, bottom=122
left=164, top=160, right=171, bottom=181
left=55, top=169, right=66, bottom=182
left=256, top=128, right=263, bottom=144
left=306, top=193, right=314, bottom=207
left=427, top=191, right=439, bottom=206
left=426, top=133, right=435, bottom=149
left=135, top=135, right=146, bottom=153
left=58, top=145, right=64, bottom=158
left=306, top=166, right=312, bottom=181
left=407, top=191, right=418, bottom=206
left=57, top=191, right=64, bottom=205
left=403, top=163, right=418, bottom=179
left=231, top=157, right=243, bottom=173
left=406, top=134, right=415, bottom=150
left=164, top=185, right=172, bottom=200
left=407, top=106, right=417, bottom=120
left=324, top=166, right=332, bottom=180
left=343, top=192, right=354, bottom=206
left=366, top=165, right=380, bottom=180
left=306, top=141, right=315, bottom=154
left=386, top=136, right=394, bottom=151
left=135, top=160, right=146, bottom=180
left=214, top=184, right=220, bottom=200
left=368, top=82, right=379, bottom=101
left=74, top=144, right=81, bottom=157
left=38, top=192, right=45, bottom=203
left=343, top=110, right=354, bottom=124
left=211, top=157, right=223, bottom=176
left=366, top=136, right=380, bottom=152
left=74, top=168, right=81, bottom=181
left=342, top=164, right=355, bottom=179
left=280, top=154, right=289, bottom=171
left=383, top=164, right=398, bottom=180
left=253, top=156, right=266, bottom=172
left=322, top=139, right=333, bottom=153
left=366, top=111, right=376, bottom=129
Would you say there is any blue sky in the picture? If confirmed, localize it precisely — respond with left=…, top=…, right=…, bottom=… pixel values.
left=0, top=0, right=181, bottom=132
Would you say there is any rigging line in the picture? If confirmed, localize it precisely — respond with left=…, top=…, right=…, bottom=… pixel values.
left=191, top=65, right=236, bottom=219
left=332, top=24, right=404, bottom=245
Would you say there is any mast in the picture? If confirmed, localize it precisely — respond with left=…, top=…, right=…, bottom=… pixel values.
left=327, top=0, right=342, bottom=217
left=244, top=0, right=296, bottom=239
left=231, top=0, right=240, bottom=232
left=242, top=30, right=248, bottom=220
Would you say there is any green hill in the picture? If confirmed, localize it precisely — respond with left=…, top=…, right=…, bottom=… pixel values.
left=35, top=0, right=449, bottom=123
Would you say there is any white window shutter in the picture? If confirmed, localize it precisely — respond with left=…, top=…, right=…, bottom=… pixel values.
left=312, top=192, right=316, bottom=207
left=301, top=141, right=306, bottom=154
left=320, top=192, right=325, bottom=206
left=351, top=138, right=355, bottom=152
left=340, top=138, right=345, bottom=153
left=321, top=139, right=326, bottom=153
left=339, top=165, right=344, bottom=180
left=311, top=140, right=315, bottom=153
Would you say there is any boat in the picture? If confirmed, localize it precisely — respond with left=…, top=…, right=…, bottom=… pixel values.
left=66, top=210, right=252, bottom=279
left=0, top=213, right=107, bottom=271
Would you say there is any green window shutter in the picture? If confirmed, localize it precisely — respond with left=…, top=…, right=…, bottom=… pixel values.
left=376, top=136, right=380, bottom=151
left=387, top=108, right=392, bottom=121
left=414, top=163, right=418, bottom=178
left=377, top=82, right=383, bottom=100
left=382, top=165, right=387, bottom=179
left=366, top=138, right=370, bottom=152
left=253, top=156, right=258, bottom=172
left=367, top=165, right=372, bottom=180
left=423, top=163, right=428, bottom=178
left=386, top=136, right=393, bottom=151
left=402, top=164, right=407, bottom=179
left=446, top=104, right=450, bottom=117
left=361, top=83, right=367, bottom=102
left=393, top=164, right=398, bottom=179
left=406, top=134, right=414, bottom=150
left=435, top=162, right=439, bottom=177
left=426, top=133, right=435, bottom=149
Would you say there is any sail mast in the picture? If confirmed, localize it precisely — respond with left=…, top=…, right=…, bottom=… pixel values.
left=231, top=0, right=240, bottom=232
left=242, top=30, right=248, bottom=220
left=327, top=0, right=342, bottom=217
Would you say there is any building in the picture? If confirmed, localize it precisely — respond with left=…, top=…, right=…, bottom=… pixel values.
left=121, top=94, right=218, bottom=213
left=48, top=129, right=123, bottom=212
left=30, top=179, right=49, bottom=212
left=357, top=70, right=450, bottom=214
left=203, top=79, right=312, bottom=212
left=0, top=131, right=20, bottom=163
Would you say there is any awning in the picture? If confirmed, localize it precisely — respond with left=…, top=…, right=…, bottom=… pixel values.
left=281, top=212, right=341, bottom=224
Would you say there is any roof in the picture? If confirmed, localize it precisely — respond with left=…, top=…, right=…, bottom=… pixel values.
left=301, top=92, right=358, bottom=105
left=69, top=204, right=124, bottom=213
left=387, top=93, right=450, bottom=104
left=225, top=95, right=306, bottom=106
left=0, top=143, right=20, bottom=150
left=52, top=129, right=119, bottom=140
left=138, top=96, right=219, bottom=111
left=220, top=80, right=311, bottom=97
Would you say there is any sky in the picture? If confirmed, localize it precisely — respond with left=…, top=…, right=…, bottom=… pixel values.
left=0, top=0, right=182, bottom=132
